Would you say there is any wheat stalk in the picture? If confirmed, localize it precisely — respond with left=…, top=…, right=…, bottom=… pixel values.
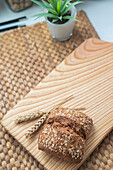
left=14, top=95, right=86, bottom=138
left=15, top=95, right=73, bottom=124
left=74, top=107, right=86, bottom=110
left=25, top=112, right=49, bottom=138
left=15, top=111, right=47, bottom=124
left=54, top=95, right=74, bottom=108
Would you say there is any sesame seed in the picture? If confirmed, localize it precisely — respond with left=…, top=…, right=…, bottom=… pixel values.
left=72, top=155, right=75, bottom=158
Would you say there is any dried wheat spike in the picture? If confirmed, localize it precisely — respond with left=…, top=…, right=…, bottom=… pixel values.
left=15, top=95, right=74, bottom=124
left=15, top=111, right=46, bottom=124
left=25, top=112, right=49, bottom=138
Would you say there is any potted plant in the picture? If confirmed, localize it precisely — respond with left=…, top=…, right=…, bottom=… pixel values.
left=32, top=0, right=83, bottom=41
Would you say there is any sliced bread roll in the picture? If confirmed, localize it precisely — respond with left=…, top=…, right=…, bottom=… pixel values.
left=38, top=107, right=93, bottom=162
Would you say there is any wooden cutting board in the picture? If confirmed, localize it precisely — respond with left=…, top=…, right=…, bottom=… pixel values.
left=2, top=38, right=113, bottom=170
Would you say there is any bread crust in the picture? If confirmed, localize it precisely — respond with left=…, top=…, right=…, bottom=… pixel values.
left=38, top=107, right=93, bottom=162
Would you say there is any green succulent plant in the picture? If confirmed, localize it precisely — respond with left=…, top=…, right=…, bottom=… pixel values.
left=31, top=0, right=84, bottom=23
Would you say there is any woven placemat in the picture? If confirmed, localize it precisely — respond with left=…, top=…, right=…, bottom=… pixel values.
left=0, top=10, right=112, bottom=170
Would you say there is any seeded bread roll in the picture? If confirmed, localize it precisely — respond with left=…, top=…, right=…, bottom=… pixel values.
left=38, top=107, right=93, bottom=162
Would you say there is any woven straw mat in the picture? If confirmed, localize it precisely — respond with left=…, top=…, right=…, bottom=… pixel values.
left=0, top=10, right=113, bottom=170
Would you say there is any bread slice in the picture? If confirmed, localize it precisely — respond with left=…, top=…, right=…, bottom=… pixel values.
left=38, top=107, right=93, bottom=162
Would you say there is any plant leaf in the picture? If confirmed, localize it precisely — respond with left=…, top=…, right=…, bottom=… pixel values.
left=41, top=0, right=53, bottom=8
left=61, top=0, right=71, bottom=13
left=57, top=0, right=62, bottom=14
left=32, top=13, right=58, bottom=19
left=32, top=0, right=58, bottom=16
left=48, top=8, right=58, bottom=15
left=58, top=16, right=62, bottom=21
left=32, top=0, right=57, bottom=11
left=53, top=0, right=58, bottom=9
left=62, top=1, right=84, bottom=15
left=63, top=15, right=78, bottom=21
left=52, top=18, right=59, bottom=23
left=47, top=0, right=56, bottom=10
left=31, top=0, right=48, bottom=8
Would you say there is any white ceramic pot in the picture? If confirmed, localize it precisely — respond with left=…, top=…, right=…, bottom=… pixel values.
left=45, top=6, right=77, bottom=41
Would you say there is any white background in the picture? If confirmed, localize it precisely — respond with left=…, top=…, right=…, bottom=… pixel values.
left=0, top=0, right=113, bottom=42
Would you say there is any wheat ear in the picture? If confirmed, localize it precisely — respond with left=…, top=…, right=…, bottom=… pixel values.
left=15, top=111, right=47, bottom=124
left=25, top=112, right=49, bottom=138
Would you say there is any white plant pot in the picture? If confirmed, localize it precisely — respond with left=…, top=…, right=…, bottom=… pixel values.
left=45, top=6, right=77, bottom=41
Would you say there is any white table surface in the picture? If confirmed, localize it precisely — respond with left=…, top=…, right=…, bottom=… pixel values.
left=0, top=0, right=113, bottom=42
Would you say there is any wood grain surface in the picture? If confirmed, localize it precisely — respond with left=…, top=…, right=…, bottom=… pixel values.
left=2, top=38, right=113, bottom=170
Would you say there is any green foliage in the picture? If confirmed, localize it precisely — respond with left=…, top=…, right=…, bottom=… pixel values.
left=31, top=0, right=84, bottom=23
